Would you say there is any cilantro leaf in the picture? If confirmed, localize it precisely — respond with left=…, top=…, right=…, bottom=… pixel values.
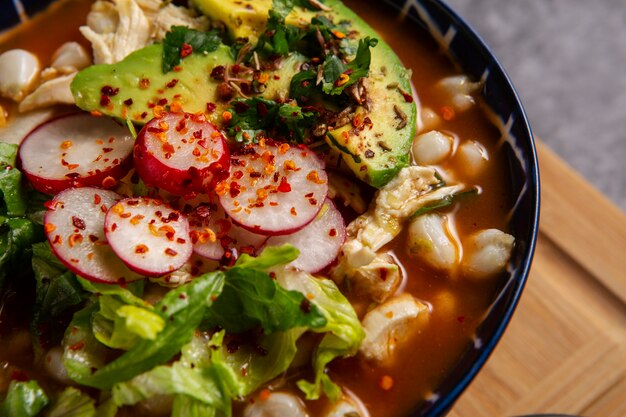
left=162, top=26, right=222, bottom=73
left=324, top=36, right=378, bottom=95
left=226, top=98, right=318, bottom=143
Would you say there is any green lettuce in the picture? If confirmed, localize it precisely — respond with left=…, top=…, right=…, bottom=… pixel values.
left=277, top=270, right=365, bottom=400
left=46, top=387, right=95, bottom=417
left=0, top=380, right=49, bottom=417
left=64, top=271, right=226, bottom=389
left=93, top=297, right=165, bottom=350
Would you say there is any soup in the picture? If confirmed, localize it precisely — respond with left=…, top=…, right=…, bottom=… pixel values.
left=0, top=1, right=514, bottom=416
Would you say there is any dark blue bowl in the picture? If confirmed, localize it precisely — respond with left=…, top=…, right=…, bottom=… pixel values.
left=2, top=0, right=539, bottom=416
left=380, top=0, right=540, bottom=416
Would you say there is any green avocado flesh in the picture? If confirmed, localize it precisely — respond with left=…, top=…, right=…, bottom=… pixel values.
left=194, top=0, right=416, bottom=188
left=71, top=44, right=235, bottom=124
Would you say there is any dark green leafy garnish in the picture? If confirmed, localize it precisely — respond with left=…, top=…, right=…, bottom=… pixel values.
left=225, top=97, right=318, bottom=143
left=162, top=26, right=222, bottom=73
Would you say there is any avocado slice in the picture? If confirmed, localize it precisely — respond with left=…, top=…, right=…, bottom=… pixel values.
left=193, top=0, right=416, bottom=188
left=71, top=44, right=235, bottom=124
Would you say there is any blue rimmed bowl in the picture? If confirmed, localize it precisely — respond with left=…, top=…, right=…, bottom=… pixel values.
left=2, top=0, right=539, bottom=415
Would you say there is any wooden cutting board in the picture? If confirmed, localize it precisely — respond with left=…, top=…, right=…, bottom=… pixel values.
left=448, top=141, right=626, bottom=417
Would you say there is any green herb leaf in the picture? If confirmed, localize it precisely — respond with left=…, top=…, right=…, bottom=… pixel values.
left=0, top=380, right=49, bottom=417
left=204, top=266, right=327, bottom=334
left=162, top=26, right=222, bottom=73
left=323, top=37, right=378, bottom=95
left=410, top=187, right=479, bottom=219
left=226, top=98, right=318, bottom=143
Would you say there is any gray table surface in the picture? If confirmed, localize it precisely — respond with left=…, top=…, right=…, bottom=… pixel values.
left=445, top=0, right=626, bottom=212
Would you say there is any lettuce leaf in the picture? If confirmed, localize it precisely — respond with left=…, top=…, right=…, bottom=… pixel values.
left=0, top=380, right=49, bottom=417
left=203, top=266, right=326, bottom=334
left=93, top=298, right=165, bottom=350
left=46, top=387, right=96, bottom=417
left=0, top=143, right=27, bottom=216
left=64, top=272, right=226, bottom=389
left=276, top=270, right=365, bottom=400
left=111, top=331, right=231, bottom=416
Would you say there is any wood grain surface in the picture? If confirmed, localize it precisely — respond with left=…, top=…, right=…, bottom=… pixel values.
left=448, top=141, right=626, bottom=417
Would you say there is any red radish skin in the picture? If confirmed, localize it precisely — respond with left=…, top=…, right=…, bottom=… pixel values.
left=188, top=198, right=267, bottom=261
left=19, top=113, right=134, bottom=194
left=217, top=142, right=328, bottom=236
left=263, top=199, right=346, bottom=272
left=43, top=187, right=143, bottom=284
left=104, top=197, right=193, bottom=276
left=133, top=112, right=229, bottom=197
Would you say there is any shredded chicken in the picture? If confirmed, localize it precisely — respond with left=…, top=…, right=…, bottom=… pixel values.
left=18, top=74, right=76, bottom=113
left=80, top=0, right=209, bottom=65
left=331, top=166, right=465, bottom=302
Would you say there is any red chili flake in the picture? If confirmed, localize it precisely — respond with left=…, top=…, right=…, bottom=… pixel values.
left=166, top=79, right=179, bottom=88
left=176, top=237, right=186, bottom=244
left=180, top=43, right=193, bottom=58
left=165, top=248, right=178, bottom=256
left=124, top=98, right=133, bottom=106
left=210, top=66, right=226, bottom=81
left=441, top=106, right=455, bottom=121
left=102, top=147, right=113, bottom=153
left=89, top=234, right=99, bottom=242
left=277, top=177, right=291, bottom=192
left=102, top=176, right=117, bottom=188
left=229, top=181, right=241, bottom=198
left=99, top=95, right=111, bottom=107
left=379, top=375, right=394, bottom=390
left=192, top=129, right=203, bottom=139
left=158, top=98, right=168, bottom=106
left=233, top=170, right=244, bottom=180
left=308, top=198, right=317, bottom=206
left=139, top=78, right=150, bottom=89
left=44, top=223, right=56, bottom=233
left=140, top=111, right=148, bottom=119
left=72, top=216, right=86, bottom=230
left=101, top=85, right=119, bottom=96
left=290, top=207, right=297, bottom=216
left=135, top=244, right=149, bottom=254
left=69, top=341, right=85, bottom=351
left=329, top=228, right=337, bottom=237
left=300, top=299, right=312, bottom=313
left=206, top=102, right=217, bottom=113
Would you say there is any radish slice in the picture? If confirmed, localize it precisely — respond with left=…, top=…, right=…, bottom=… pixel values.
left=19, top=113, right=134, bottom=194
left=43, top=187, right=143, bottom=284
left=104, top=197, right=192, bottom=276
left=133, top=112, right=229, bottom=197
left=188, top=198, right=267, bottom=261
left=218, top=142, right=328, bottom=235
left=263, top=199, right=346, bottom=273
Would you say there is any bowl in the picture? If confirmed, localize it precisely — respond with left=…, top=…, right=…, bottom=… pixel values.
left=1, top=0, right=540, bottom=416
